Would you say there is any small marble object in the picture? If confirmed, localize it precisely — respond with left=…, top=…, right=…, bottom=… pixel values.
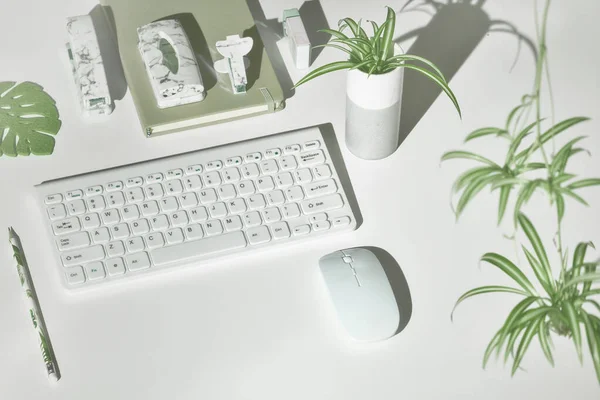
left=214, top=35, right=253, bottom=94
left=137, top=20, right=205, bottom=109
left=66, top=15, right=113, bottom=116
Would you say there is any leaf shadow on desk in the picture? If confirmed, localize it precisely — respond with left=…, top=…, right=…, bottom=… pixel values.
left=395, top=0, right=536, bottom=147
left=89, top=5, right=128, bottom=103
left=245, top=0, right=331, bottom=99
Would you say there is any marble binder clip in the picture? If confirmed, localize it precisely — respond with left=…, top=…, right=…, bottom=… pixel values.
left=214, top=35, right=253, bottom=94
left=137, top=20, right=206, bottom=109
left=283, top=9, right=311, bottom=70
left=66, top=15, right=113, bottom=116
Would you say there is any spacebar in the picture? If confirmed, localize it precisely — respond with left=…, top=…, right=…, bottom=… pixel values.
left=150, top=232, right=247, bottom=266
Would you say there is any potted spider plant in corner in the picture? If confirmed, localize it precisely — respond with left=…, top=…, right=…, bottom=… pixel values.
left=293, top=6, right=461, bottom=160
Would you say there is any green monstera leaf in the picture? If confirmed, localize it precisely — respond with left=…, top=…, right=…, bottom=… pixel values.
left=0, top=81, right=61, bottom=157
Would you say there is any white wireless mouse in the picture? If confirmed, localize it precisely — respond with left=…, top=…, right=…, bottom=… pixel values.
left=319, top=248, right=400, bottom=341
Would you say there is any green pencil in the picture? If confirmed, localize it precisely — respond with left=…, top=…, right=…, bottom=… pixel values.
left=9, top=227, right=60, bottom=382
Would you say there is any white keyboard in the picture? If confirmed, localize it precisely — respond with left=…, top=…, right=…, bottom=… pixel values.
left=35, top=127, right=358, bottom=290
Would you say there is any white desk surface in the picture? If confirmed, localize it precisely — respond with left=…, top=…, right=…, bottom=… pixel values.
left=1, top=0, right=599, bottom=398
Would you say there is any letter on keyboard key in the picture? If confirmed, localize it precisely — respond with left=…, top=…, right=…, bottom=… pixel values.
left=301, top=194, right=344, bottom=214
left=52, top=217, right=81, bottom=236
left=151, top=232, right=247, bottom=266
left=62, top=245, right=105, bottom=267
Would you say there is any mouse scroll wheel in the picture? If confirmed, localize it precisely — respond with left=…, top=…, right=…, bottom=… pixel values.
left=342, top=256, right=353, bottom=264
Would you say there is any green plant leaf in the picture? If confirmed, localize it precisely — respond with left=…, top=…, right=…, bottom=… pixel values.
left=505, top=121, right=539, bottom=165
left=563, top=302, right=583, bottom=362
left=522, top=246, right=554, bottom=295
left=318, top=28, right=350, bottom=41
left=565, top=272, right=600, bottom=288
left=451, top=166, right=500, bottom=194
left=0, top=81, right=61, bottom=157
left=465, top=127, right=508, bottom=143
left=330, top=39, right=368, bottom=58
left=517, top=214, right=553, bottom=287
left=519, top=163, right=547, bottom=173
left=511, top=316, right=543, bottom=375
left=513, top=180, right=542, bottom=226
left=572, top=242, right=594, bottom=278
left=498, top=186, right=512, bottom=224
left=537, top=321, right=555, bottom=366
left=441, top=151, right=499, bottom=167
left=496, top=296, right=545, bottom=358
left=555, top=193, right=565, bottom=222
left=292, top=61, right=355, bottom=88
left=559, top=188, right=589, bottom=206
left=580, top=312, right=600, bottom=383
left=387, top=54, right=448, bottom=83
left=490, top=178, right=529, bottom=191
left=313, top=43, right=354, bottom=58
left=455, top=174, right=503, bottom=218
left=481, top=253, right=538, bottom=295
left=550, top=136, right=587, bottom=175
left=553, top=173, right=576, bottom=186
left=380, top=6, right=396, bottom=61
left=339, top=17, right=369, bottom=41
left=566, top=178, right=600, bottom=190
left=483, top=328, right=504, bottom=368
left=451, top=285, right=529, bottom=321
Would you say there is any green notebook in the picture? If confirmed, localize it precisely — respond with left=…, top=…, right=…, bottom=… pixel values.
left=99, top=0, right=285, bottom=137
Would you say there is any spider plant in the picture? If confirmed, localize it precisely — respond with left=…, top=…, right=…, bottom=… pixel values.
left=292, top=6, right=461, bottom=117
left=445, top=0, right=600, bottom=383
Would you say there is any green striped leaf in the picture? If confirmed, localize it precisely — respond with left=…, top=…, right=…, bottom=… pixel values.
left=483, top=328, right=504, bottom=368
left=293, top=61, right=355, bottom=88
left=380, top=7, right=396, bottom=61
left=512, top=316, right=544, bottom=375
left=455, top=174, right=503, bottom=218
left=319, top=28, right=350, bottom=41
left=517, top=214, right=553, bottom=286
left=559, top=188, right=589, bottom=206
left=387, top=54, right=448, bottom=83
left=330, top=39, right=368, bottom=58
left=572, top=242, right=594, bottom=279
left=538, top=322, right=554, bottom=366
left=506, top=121, right=538, bottom=165
left=465, top=127, right=509, bottom=143
left=498, top=186, right=512, bottom=224
left=580, top=312, right=600, bottom=383
left=452, top=166, right=500, bottom=193
left=565, top=272, right=600, bottom=288
left=515, top=117, right=590, bottom=161
left=490, top=177, right=528, bottom=191
left=522, top=246, right=554, bottom=294
left=566, top=178, right=600, bottom=190
left=550, top=136, right=587, bottom=175
left=441, top=151, right=499, bottom=167
left=556, top=193, right=565, bottom=222
left=481, top=253, right=537, bottom=295
left=563, top=302, right=583, bottom=362
left=451, top=285, right=528, bottom=321
left=513, top=180, right=542, bottom=226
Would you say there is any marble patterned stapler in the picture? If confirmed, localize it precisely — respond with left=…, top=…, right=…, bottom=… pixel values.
left=66, top=15, right=113, bottom=116
left=214, top=35, right=253, bottom=94
left=137, top=20, right=205, bottom=109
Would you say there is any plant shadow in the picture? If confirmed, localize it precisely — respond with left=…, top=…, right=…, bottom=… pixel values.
left=394, top=0, right=536, bottom=147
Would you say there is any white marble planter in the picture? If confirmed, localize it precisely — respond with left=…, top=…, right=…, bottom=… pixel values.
left=345, top=46, right=405, bottom=160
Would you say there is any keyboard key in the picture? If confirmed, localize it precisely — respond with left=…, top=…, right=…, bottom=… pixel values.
left=248, top=194, right=266, bottom=210
left=146, top=232, right=165, bottom=249
left=52, top=217, right=81, bottom=236
left=224, top=215, right=243, bottom=232
left=190, top=207, right=208, bottom=222
left=141, top=201, right=159, bottom=217
left=265, top=148, right=281, bottom=158
left=85, top=262, right=105, bottom=281
left=106, top=241, right=126, bottom=257
left=185, top=164, right=203, bottom=175
left=266, top=190, right=285, bottom=206
left=209, top=202, right=227, bottom=218
left=150, top=215, right=169, bottom=231
left=126, top=177, right=144, bottom=187
left=122, top=205, right=140, bottom=221
left=293, top=224, right=311, bottom=236
left=86, top=195, right=106, bottom=211
left=263, top=207, right=281, bottom=223
left=280, top=156, right=298, bottom=171
left=304, top=179, right=337, bottom=199
left=131, top=219, right=150, bottom=235
left=223, top=167, right=241, bottom=183
left=106, top=181, right=123, bottom=191
left=183, top=175, right=202, bottom=191
left=62, top=245, right=104, bottom=267
left=160, top=197, right=179, bottom=212
left=65, top=266, right=85, bottom=285
left=145, top=183, right=164, bottom=199
left=275, top=172, right=294, bottom=188
left=170, top=211, right=189, bottom=227
left=91, top=227, right=110, bottom=243
left=166, top=228, right=184, bottom=244
left=101, top=209, right=120, bottom=225
left=299, top=150, right=325, bottom=167
left=218, top=184, right=236, bottom=200
left=203, top=171, right=221, bottom=187
left=205, top=220, right=223, bottom=236
left=245, top=152, right=262, bottom=162
left=237, top=180, right=255, bottom=196
left=284, top=144, right=301, bottom=154
left=86, top=186, right=103, bottom=196
left=165, top=180, right=184, bottom=195
left=106, top=258, right=126, bottom=276
left=243, top=211, right=262, bottom=227
left=285, top=186, right=304, bottom=202
left=67, top=200, right=86, bottom=216
left=179, top=193, right=198, bottom=209
left=206, top=160, right=223, bottom=171
left=333, top=216, right=351, bottom=227
left=282, top=203, right=301, bottom=219
left=126, top=252, right=151, bottom=271
left=166, top=169, right=184, bottom=180
left=313, top=220, right=331, bottom=231
left=146, top=173, right=163, bottom=183
left=82, top=213, right=101, bottom=229
left=56, top=232, right=90, bottom=251
left=199, top=189, right=218, bottom=204
left=309, top=213, right=328, bottom=223
left=227, top=199, right=247, bottom=214
left=45, top=194, right=63, bottom=204
left=151, top=232, right=247, bottom=266
left=225, top=156, right=242, bottom=166
left=126, top=188, right=145, bottom=203
left=294, top=168, right=312, bottom=184
left=301, top=194, right=344, bottom=215
left=47, top=204, right=67, bottom=220
left=106, top=192, right=126, bottom=207
left=126, top=237, right=145, bottom=253
left=257, top=176, right=275, bottom=192
left=66, top=190, right=84, bottom=200
left=271, top=222, right=290, bottom=240
left=247, top=226, right=271, bottom=245
left=110, top=223, right=130, bottom=239
left=260, top=159, right=279, bottom=175
left=184, top=224, right=204, bottom=240
left=313, top=164, right=332, bottom=180
left=304, top=140, right=321, bottom=151
left=241, top=163, right=260, bottom=178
